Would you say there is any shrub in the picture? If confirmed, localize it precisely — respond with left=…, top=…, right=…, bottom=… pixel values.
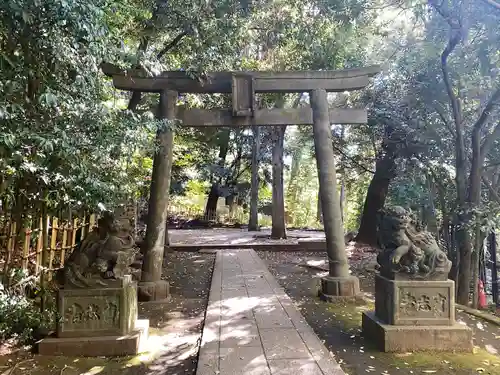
left=0, top=270, right=56, bottom=345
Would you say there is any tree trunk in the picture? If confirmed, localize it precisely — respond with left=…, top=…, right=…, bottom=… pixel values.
left=204, top=130, right=230, bottom=219
left=489, top=232, right=499, bottom=306
left=205, top=185, right=219, bottom=220
left=435, top=176, right=452, bottom=258
left=226, top=195, right=237, bottom=216
left=425, top=176, right=438, bottom=235
left=226, top=138, right=243, bottom=218
left=426, top=4, right=470, bottom=304
left=311, top=89, right=350, bottom=278
left=456, top=224, right=473, bottom=304
left=356, top=146, right=397, bottom=246
left=287, top=145, right=303, bottom=219
left=471, top=229, right=487, bottom=308
left=141, top=90, right=176, bottom=283
left=249, top=126, right=260, bottom=231
left=271, top=125, right=287, bottom=239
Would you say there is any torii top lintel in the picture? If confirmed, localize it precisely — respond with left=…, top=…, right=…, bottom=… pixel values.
left=101, top=63, right=380, bottom=94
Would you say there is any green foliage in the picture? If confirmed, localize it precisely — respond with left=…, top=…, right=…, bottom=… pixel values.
left=344, top=172, right=371, bottom=232
left=0, top=0, right=161, bottom=214
left=0, top=269, right=55, bottom=345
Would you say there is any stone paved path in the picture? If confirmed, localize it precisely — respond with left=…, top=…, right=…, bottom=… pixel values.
left=196, top=249, right=345, bottom=375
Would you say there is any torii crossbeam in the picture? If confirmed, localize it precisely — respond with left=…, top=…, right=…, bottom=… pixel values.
left=102, top=63, right=378, bottom=126
left=102, top=62, right=380, bottom=302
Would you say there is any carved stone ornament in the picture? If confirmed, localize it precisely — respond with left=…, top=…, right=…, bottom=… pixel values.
left=59, top=211, right=139, bottom=288
left=376, top=206, right=452, bottom=281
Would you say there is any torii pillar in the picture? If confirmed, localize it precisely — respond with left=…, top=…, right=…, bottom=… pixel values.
left=139, top=90, right=177, bottom=301
left=311, top=89, right=360, bottom=300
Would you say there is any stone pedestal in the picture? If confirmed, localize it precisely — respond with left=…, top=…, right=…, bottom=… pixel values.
left=138, top=280, right=170, bottom=302
left=38, top=276, right=149, bottom=357
left=319, top=275, right=361, bottom=302
left=362, top=275, right=472, bottom=352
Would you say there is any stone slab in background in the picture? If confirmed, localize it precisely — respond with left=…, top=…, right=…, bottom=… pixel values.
left=362, top=312, right=473, bottom=352
left=38, top=319, right=149, bottom=357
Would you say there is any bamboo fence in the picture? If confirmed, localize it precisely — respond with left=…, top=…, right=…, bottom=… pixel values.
left=0, top=213, right=96, bottom=281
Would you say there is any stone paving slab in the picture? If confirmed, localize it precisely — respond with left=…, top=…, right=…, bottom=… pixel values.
left=196, top=249, right=345, bottom=375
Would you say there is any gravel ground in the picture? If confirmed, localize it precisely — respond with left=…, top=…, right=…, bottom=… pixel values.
left=258, top=251, right=500, bottom=375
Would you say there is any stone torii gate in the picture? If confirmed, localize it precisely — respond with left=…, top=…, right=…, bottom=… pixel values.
left=102, top=64, right=380, bottom=301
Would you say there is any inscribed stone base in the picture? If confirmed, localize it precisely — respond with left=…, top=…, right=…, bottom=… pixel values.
left=361, top=312, right=472, bottom=352
left=375, top=275, right=454, bottom=326
left=57, top=277, right=138, bottom=338
left=319, top=276, right=360, bottom=301
left=38, top=319, right=149, bottom=357
left=138, top=280, right=170, bottom=302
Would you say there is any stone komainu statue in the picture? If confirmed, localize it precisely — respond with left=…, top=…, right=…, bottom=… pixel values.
left=58, top=211, right=139, bottom=288
left=376, top=206, right=452, bottom=280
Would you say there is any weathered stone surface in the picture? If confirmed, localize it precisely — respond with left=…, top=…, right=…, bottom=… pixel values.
left=57, top=277, right=138, bottom=338
left=59, top=211, right=138, bottom=288
left=220, top=322, right=260, bottom=347
left=311, top=88, right=352, bottom=281
left=362, top=312, right=472, bottom=352
left=374, top=275, right=454, bottom=326
left=268, top=359, right=323, bottom=375
left=232, top=74, right=255, bottom=117
left=219, top=347, right=269, bottom=375
left=319, top=275, right=360, bottom=299
left=38, top=319, right=148, bottom=357
left=254, top=301, right=293, bottom=329
left=376, top=206, right=452, bottom=281
left=138, top=280, right=170, bottom=302
left=260, top=328, right=312, bottom=359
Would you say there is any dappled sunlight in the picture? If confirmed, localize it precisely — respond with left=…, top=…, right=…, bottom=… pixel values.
left=314, top=271, right=328, bottom=278
left=219, top=348, right=268, bottom=374
left=220, top=296, right=276, bottom=317
left=194, top=249, right=345, bottom=375
left=169, top=228, right=325, bottom=246
left=306, top=259, right=327, bottom=268
left=117, top=310, right=208, bottom=374
left=219, top=323, right=257, bottom=346
left=81, top=366, right=105, bottom=375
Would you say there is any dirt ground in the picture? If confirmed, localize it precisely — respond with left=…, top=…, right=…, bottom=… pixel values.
left=258, top=251, right=500, bottom=375
left=0, top=252, right=215, bottom=375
